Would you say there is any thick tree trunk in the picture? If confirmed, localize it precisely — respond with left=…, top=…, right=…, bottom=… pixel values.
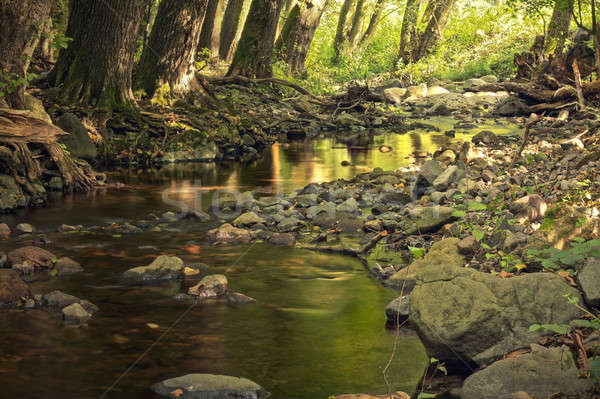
left=397, top=0, right=418, bottom=65
left=219, top=0, right=246, bottom=60
left=412, top=0, right=456, bottom=62
left=332, top=0, right=354, bottom=61
left=135, top=0, right=209, bottom=98
left=140, top=0, right=160, bottom=56
left=0, top=0, right=53, bottom=109
left=360, top=0, right=386, bottom=45
left=199, top=0, right=221, bottom=54
left=53, top=0, right=146, bottom=110
left=227, top=0, right=285, bottom=78
left=545, top=0, right=574, bottom=56
left=347, top=0, right=365, bottom=46
left=277, top=0, right=328, bottom=73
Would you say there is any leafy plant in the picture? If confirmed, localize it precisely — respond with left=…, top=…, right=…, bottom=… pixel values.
left=527, top=239, right=600, bottom=271
left=409, top=246, right=426, bottom=260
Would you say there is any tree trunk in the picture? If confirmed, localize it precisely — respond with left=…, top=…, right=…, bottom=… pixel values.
left=277, top=0, right=328, bottom=73
left=227, top=0, right=285, bottom=78
left=140, top=0, right=160, bottom=57
left=53, top=0, right=146, bottom=110
left=412, top=0, right=456, bottom=62
left=135, top=0, right=209, bottom=98
left=199, top=0, right=221, bottom=54
left=347, top=0, right=365, bottom=46
left=397, top=0, right=418, bottom=65
left=545, top=0, right=574, bottom=56
left=332, top=0, right=354, bottom=61
left=360, top=0, right=387, bottom=45
left=219, top=0, right=246, bottom=60
left=0, top=0, right=53, bottom=109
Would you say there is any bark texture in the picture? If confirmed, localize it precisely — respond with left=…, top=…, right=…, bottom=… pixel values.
left=360, top=0, right=387, bottom=45
left=136, top=0, right=209, bottom=98
left=198, top=0, right=221, bottom=54
left=227, top=0, right=285, bottom=78
left=545, top=0, right=574, bottom=56
left=347, top=0, right=365, bottom=46
left=219, top=0, right=246, bottom=60
left=332, top=0, right=354, bottom=61
left=53, top=0, right=146, bottom=109
left=0, top=0, right=53, bottom=109
left=397, top=0, right=418, bottom=64
left=277, top=0, right=328, bottom=73
left=411, top=0, right=456, bottom=62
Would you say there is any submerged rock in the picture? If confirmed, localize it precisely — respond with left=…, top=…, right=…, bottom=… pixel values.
left=461, top=345, right=592, bottom=399
left=15, top=223, right=34, bottom=235
left=385, top=296, right=410, bottom=325
left=227, top=292, right=256, bottom=306
left=122, top=255, right=185, bottom=281
left=151, top=374, right=267, bottom=399
left=234, top=212, right=266, bottom=227
left=43, top=290, right=81, bottom=308
left=62, top=302, right=92, bottom=325
left=54, top=257, right=84, bottom=275
left=8, top=246, right=56, bottom=271
left=410, top=265, right=582, bottom=366
left=0, top=269, right=31, bottom=307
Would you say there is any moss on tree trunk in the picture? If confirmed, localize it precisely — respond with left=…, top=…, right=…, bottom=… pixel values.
left=227, top=0, right=285, bottom=78
left=135, top=0, right=209, bottom=98
left=53, top=0, right=146, bottom=110
left=546, top=0, right=574, bottom=56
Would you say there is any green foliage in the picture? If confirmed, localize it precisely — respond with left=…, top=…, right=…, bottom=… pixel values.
left=0, top=69, right=37, bottom=99
left=527, top=239, right=600, bottom=271
left=409, top=246, right=426, bottom=260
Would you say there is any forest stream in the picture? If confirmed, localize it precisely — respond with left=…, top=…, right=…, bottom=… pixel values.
left=0, top=118, right=520, bottom=399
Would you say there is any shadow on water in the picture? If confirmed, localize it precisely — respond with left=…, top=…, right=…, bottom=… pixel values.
left=0, top=120, right=519, bottom=398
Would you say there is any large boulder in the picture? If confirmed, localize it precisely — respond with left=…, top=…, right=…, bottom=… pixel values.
left=206, top=223, right=252, bottom=244
left=56, top=113, right=97, bottom=161
left=122, top=255, right=185, bottom=281
left=461, top=345, right=592, bottom=399
left=427, top=93, right=472, bottom=115
left=401, top=206, right=457, bottom=235
left=493, top=97, right=530, bottom=116
left=409, top=265, right=583, bottom=366
left=0, top=269, right=31, bottom=307
left=0, top=174, right=26, bottom=212
left=577, top=257, right=600, bottom=308
left=383, top=87, right=408, bottom=104
left=388, top=238, right=465, bottom=292
left=151, top=374, right=267, bottom=399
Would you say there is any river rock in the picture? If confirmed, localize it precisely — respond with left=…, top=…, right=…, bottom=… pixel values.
left=461, top=345, right=592, bottom=399
left=0, top=269, right=31, bottom=307
left=385, top=296, right=410, bottom=325
left=388, top=238, right=465, bottom=292
left=509, top=195, right=547, bottom=223
left=15, top=223, right=34, bottom=234
left=234, top=212, right=266, bottom=227
left=336, top=197, right=359, bottom=213
left=277, top=217, right=302, bottom=232
left=383, top=87, right=408, bottom=104
left=54, top=257, right=84, bottom=275
left=481, top=75, right=499, bottom=83
left=306, top=202, right=335, bottom=220
left=122, top=255, right=185, bottom=281
left=408, top=83, right=427, bottom=98
left=427, top=85, right=450, bottom=96
left=56, top=113, right=98, bottom=161
left=294, top=193, right=319, bottom=207
left=402, top=206, right=457, bottom=235
left=228, top=292, right=256, bottom=305
left=463, top=78, right=487, bottom=89
left=577, top=257, right=600, bottom=308
left=8, top=246, right=56, bottom=270
left=433, top=165, right=465, bottom=191
left=206, top=224, right=252, bottom=244
left=472, top=130, right=498, bottom=145
left=62, top=302, right=92, bottom=325
left=0, top=223, right=10, bottom=239
left=0, top=174, right=26, bottom=212
left=151, top=374, right=267, bottom=399
left=268, top=232, right=296, bottom=246
left=409, top=265, right=583, bottom=366
left=188, top=274, right=228, bottom=298
left=493, top=96, right=530, bottom=116
left=427, top=93, right=472, bottom=115
left=43, top=290, right=80, bottom=308
left=336, top=112, right=363, bottom=127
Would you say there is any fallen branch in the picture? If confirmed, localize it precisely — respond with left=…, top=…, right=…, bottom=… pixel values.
left=208, top=75, right=323, bottom=103
left=510, top=114, right=546, bottom=168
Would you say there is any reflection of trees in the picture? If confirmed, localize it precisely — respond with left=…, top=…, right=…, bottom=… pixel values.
left=430, top=133, right=452, bottom=149
left=409, top=132, right=423, bottom=150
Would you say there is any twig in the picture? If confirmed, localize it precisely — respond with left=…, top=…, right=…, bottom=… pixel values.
left=509, top=114, right=546, bottom=168
left=382, top=280, right=408, bottom=399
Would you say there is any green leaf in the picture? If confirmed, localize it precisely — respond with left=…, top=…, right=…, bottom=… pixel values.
left=409, top=246, right=426, bottom=260
left=468, top=201, right=487, bottom=211
left=572, top=319, right=593, bottom=328
left=452, top=210, right=466, bottom=218
left=417, top=394, right=436, bottom=399
left=472, top=228, right=484, bottom=242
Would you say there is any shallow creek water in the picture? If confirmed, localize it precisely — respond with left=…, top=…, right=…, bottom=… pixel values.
left=0, top=118, right=520, bottom=398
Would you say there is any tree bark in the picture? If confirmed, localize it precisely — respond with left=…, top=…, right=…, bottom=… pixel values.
left=397, top=0, right=418, bottom=65
left=332, top=0, right=354, bottom=61
left=53, top=0, right=146, bottom=110
left=545, top=0, right=574, bottom=56
left=140, top=0, right=160, bottom=57
left=360, top=0, right=387, bottom=45
left=219, top=0, right=246, bottom=60
left=347, top=0, right=365, bottom=46
left=412, top=0, right=456, bottom=62
left=0, top=0, right=53, bottom=109
left=199, top=0, right=221, bottom=55
left=227, top=0, right=285, bottom=78
left=277, top=0, right=328, bottom=73
left=135, top=0, right=209, bottom=98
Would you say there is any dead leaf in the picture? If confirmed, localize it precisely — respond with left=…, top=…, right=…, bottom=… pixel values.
left=499, top=271, right=514, bottom=278
left=170, top=388, right=183, bottom=397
